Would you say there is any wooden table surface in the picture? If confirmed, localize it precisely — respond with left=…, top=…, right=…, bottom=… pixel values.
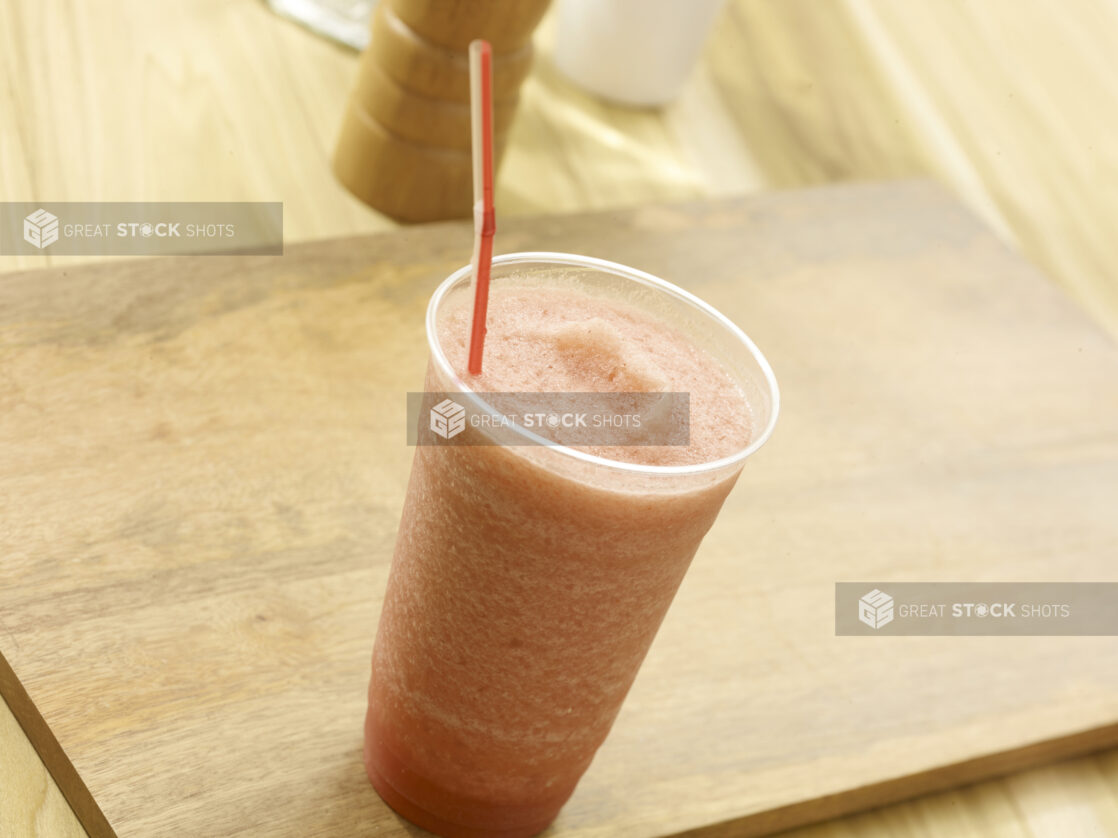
left=1, top=1, right=1117, bottom=837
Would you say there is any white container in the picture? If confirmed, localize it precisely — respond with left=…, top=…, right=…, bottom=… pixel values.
left=553, top=0, right=726, bottom=107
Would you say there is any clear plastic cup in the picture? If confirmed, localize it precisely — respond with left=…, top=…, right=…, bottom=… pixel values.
left=365, top=253, right=778, bottom=837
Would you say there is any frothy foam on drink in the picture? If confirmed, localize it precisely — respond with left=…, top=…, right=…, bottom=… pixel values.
left=549, top=318, right=671, bottom=393
left=438, top=285, right=752, bottom=466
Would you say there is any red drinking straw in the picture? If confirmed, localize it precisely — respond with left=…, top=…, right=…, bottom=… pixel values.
left=467, top=40, right=496, bottom=376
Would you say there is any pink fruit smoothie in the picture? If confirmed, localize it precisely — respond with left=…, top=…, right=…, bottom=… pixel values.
left=365, top=259, right=772, bottom=838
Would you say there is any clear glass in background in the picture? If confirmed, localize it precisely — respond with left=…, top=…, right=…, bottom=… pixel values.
left=365, top=253, right=779, bottom=837
left=267, top=0, right=375, bottom=49
left=554, top=0, right=727, bottom=107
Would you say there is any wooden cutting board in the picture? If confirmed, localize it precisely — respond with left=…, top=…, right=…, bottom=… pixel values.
left=2, top=182, right=1118, bottom=838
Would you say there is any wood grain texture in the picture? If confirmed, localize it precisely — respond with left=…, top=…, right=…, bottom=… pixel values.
left=3, top=0, right=1116, bottom=340
left=704, top=0, right=1118, bottom=336
left=2, top=0, right=1118, bottom=835
left=778, top=749, right=1118, bottom=838
left=0, top=650, right=114, bottom=837
left=2, top=184, right=1118, bottom=838
left=0, top=698, right=89, bottom=838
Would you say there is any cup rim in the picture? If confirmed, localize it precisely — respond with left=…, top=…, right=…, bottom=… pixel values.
left=426, top=251, right=780, bottom=476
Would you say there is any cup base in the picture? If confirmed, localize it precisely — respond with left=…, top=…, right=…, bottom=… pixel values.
left=364, top=727, right=561, bottom=838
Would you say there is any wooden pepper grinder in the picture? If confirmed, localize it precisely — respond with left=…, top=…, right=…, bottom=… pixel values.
left=333, top=0, right=551, bottom=222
